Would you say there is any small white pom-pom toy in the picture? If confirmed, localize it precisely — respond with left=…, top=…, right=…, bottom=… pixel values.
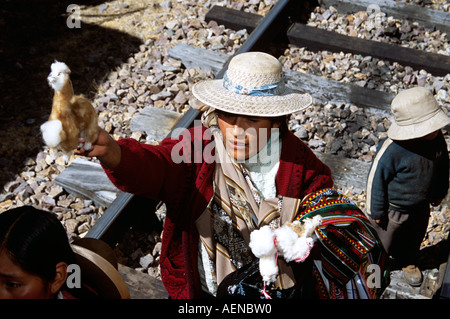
left=275, top=215, right=322, bottom=262
left=249, top=225, right=278, bottom=284
left=248, top=216, right=322, bottom=298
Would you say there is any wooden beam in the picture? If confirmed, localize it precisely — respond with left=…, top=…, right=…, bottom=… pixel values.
left=287, top=23, right=450, bottom=76
left=55, top=158, right=121, bottom=207
left=205, top=5, right=262, bottom=33
left=167, top=42, right=230, bottom=76
left=283, top=67, right=394, bottom=111
left=130, top=106, right=182, bottom=142
left=318, top=0, right=450, bottom=35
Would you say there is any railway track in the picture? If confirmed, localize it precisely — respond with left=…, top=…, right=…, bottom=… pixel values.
left=84, top=0, right=450, bottom=299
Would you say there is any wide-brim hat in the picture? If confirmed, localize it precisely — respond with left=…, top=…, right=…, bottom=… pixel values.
left=71, top=238, right=130, bottom=299
left=192, top=52, right=313, bottom=117
left=387, top=86, right=450, bottom=140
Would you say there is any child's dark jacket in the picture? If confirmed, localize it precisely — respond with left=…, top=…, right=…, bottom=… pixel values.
left=367, top=132, right=449, bottom=220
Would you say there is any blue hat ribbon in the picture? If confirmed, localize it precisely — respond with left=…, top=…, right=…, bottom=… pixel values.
left=223, top=74, right=286, bottom=96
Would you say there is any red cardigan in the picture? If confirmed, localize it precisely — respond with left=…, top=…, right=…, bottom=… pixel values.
left=104, top=126, right=333, bottom=298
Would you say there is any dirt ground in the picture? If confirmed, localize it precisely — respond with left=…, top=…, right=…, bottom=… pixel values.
left=0, top=0, right=167, bottom=187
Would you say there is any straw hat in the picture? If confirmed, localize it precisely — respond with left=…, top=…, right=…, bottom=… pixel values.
left=387, top=87, right=450, bottom=140
left=192, top=51, right=313, bottom=117
left=71, top=238, right=130, bottom=299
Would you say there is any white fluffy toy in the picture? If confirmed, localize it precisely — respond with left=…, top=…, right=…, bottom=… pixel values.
left=248, top=215, right=322, bottom=296
left=41, top=61, right=99, bottom=164
left=275, top=215, right=322, bottom=262
left=249, top=225, right=279, bottom=284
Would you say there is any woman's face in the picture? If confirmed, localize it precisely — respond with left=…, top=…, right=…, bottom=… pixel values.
left=217, top=111, right=281, bottom=161
left=0, top=250, right=57, bottom=299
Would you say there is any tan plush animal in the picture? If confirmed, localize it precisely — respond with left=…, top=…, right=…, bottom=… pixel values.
left=40, top=61, right=99, bottom=164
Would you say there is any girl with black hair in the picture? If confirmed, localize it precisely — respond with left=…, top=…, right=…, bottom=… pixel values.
left=0, top=206, right=96, bottom=299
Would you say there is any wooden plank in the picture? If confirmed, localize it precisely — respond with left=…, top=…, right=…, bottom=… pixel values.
left=284, top=67, right=394, bottom=111
left=205, top=5, right=262, bottom=33
left=167, top=42, right=229, bottom=76
left=319, top=0, right=450, bottom=35
left=130, top=106, right=182, bottom=142
left=55, top=158, right=121, bottom=207
left=287, top=23, right=450, bottom=76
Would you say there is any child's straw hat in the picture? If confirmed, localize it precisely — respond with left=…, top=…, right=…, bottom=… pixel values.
left=387, top=86, right=450, bottom=140
left=71, top=238, right=130, bottom=299
left=192, top=52, right=312, bottom=117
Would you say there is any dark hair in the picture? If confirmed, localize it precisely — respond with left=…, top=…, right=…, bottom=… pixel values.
left=271, top=115, right=289, bottom=138
left=0, top=206, right=76, bottom=284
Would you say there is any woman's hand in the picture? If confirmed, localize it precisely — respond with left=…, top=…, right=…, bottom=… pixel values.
left=74, top=129, right=122, bottom=170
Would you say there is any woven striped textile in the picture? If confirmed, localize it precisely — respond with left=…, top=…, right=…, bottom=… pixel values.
left=296, top=189, right=390, bottom=299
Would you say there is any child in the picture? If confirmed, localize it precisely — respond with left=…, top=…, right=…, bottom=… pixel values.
left=0, top=206, right=129, bottom=299
left=366, top=86, right=450, bottom=286
left=0, top=206, right=76, bottom=299
left=76, top=51, right=334, bottom=298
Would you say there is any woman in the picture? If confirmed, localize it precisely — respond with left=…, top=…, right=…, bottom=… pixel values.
left=76, top=52, right=333, bottom=298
